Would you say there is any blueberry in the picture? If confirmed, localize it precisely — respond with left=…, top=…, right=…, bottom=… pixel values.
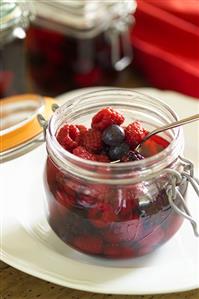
left=108, top=142, right=130, bottom=161
left=102, top=125, right=125, bottom=146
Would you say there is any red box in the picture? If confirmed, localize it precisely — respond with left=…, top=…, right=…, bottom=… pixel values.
left=131, top=0, right=199, bottom=99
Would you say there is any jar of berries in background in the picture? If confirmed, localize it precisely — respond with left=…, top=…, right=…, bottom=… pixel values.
left=26, top=1, right=136, bottom=96
left=0, top=0, right=31, bottom=98
left=43, top=89, right=197, bottom=259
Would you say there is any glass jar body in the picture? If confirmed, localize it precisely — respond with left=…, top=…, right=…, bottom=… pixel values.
left=0, top=1, right=31, bottom=98
left=26, top=23, right=121, bottom=96
left=45, top=157, right=187, bottom=258
left=43, top=89, right=187, bottom=258
left=0, top=37, right=27, bottom=98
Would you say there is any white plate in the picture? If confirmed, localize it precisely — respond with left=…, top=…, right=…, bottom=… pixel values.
left=1, top=88, right=199, bottom=295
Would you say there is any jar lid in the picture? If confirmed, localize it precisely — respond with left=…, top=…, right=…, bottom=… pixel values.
left=0, top=94, right=55, bottom=160
left=0, top=0, right=31, bottom=45
left=30, top=0, right=136, bottom=38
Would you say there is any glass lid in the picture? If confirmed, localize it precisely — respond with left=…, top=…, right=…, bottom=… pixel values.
left=0, top=94, right=55, bottom=161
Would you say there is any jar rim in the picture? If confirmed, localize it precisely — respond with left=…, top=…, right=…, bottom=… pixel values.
left=46, top=88, right=184, bottom=184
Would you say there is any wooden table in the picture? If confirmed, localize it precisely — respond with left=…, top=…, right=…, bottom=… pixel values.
left=1, top=261, right=198, bottom=299
left=1, top=70, right=198, bottom=299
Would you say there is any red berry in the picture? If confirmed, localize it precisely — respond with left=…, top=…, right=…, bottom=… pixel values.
left=88, top=202, right=116, bottom=228
left=73, top=146, right=96, bottom=161
left=54, top=189, right=75, bottom=209
left=83, top=129, right=102, bottom=153
left=0, top=71, right=13, bottom=95
left=56, top=124, right=80, bottom=151
left=73, top=235, right=103, bottom=254
left=74, top=67, right=102, bottom=87
left=103, top=243, right=135, bottom=258
left=89, top=184, right=113, bottom=202
left=92, top=107, right=124, bottom=131
left=137, top=226, right=165, bottom=256
left=125, top=121, right=148, bottom=149
left=76, top=125, right=88, bottom=135
left=104, top=219, right=139, bottom=243
left=77, top=194, right=96, bottom=209
left=46, top=157, right=61, bottom=190
left=116, top=191, right=138, bottom=221
left=95, top=154, right=110, bottom=162
left=162, top=211, right=183, bottom=241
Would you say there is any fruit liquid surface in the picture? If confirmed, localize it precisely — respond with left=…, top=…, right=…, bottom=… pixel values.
left=45, top=135, right=186, bottom=258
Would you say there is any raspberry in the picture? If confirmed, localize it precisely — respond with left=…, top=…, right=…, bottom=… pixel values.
left=88, top=202, right=116, bottom=228
left=83, top=129, right=102, bottom=153
left=104, top=219, right=139, bottom=243
left=95, top=154, right=110, bottom=162
left=137, top=226, right=165, bottom=256
left=46, top=157, right=61, bottom=190
left=125, top=121, right=148, bottom=149
left=76, top=194, right=96, bottom=209
left=74, top=67, right=102, bottom=87
left=92, top=107, right=124, bottom=131
left=56, top=176, right=76, bottom=199
left=73, top=146, right=96, bottom=161
left=54, top=189, right=75, bottom=209
left=116, top=190, right=138, bottom=221
left=163, top=211, right=183, bottom=240
left=76, top=125, right=88, bottom=135
left=0, top=71, right=13, bottom=95
left=89, top=184, right=113, bottom=202
left=56, top=124, right=80, bottom=151
left=72, top=235, right=103, bottom=254
left=103, top=243, right=135, bottom=258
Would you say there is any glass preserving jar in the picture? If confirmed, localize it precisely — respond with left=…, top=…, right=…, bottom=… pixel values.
left=0, top=0, right=31, bottom=98
left=43, top=89, right=198, bottom=259
left=26, top=1, right=136, bottom=96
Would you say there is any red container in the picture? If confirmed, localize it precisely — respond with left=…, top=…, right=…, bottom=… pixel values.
left=131, top=0, right=199, bottom=99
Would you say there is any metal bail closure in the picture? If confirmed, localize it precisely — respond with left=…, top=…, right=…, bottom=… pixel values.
left=37, top=103, right=59, bottom=141
left=108, top=15, right=134, bottom=71
left=165, top=158, right=199, bottom=237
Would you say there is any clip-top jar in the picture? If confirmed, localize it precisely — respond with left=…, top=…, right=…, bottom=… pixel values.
left=26, top=1, right=136, bottom=96
left=0, top=0, right=31, bottom=98
left=43, top=89, right=198, bottom=259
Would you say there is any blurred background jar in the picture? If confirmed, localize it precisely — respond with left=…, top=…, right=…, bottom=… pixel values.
left=26, top=0, right=137, bottom=96
left=0, top=0, right=31, bottom=98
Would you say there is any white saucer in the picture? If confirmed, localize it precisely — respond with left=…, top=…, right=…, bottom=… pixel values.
left=1, top=88, right=199, bottom=295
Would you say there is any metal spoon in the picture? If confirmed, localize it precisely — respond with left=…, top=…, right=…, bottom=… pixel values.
left=110, top=114, right=199, bottom=163
left=135, top=113, right=199, bottom=152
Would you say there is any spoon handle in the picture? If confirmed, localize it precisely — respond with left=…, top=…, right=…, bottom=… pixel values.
left=142, top=113, right=199, bottom=144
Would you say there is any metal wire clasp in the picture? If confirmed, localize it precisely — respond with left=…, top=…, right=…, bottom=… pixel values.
left=107, top=15, right=134, bottom=71
left=37, top=103, right=59, bottom=141
left=165, top=156, right=199, bottom=237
